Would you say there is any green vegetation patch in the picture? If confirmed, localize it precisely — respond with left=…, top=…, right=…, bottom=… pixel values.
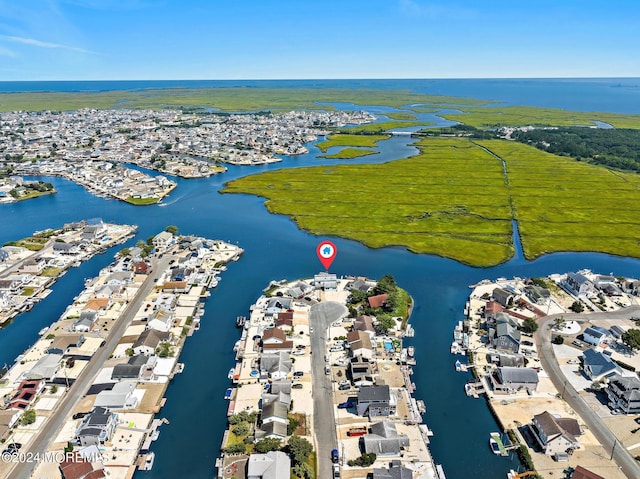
left=342, top=120, right=431, bottom=133
left=442, top=105, right=640, bottom=129
left=318, top=148, right=378, bottom=159
left=385, top=112, right=418, bottom=121
left=125, top=196, right=159, bottom=205
left=476, top=139, right=640, bottom=260
left=224, top=137, right=514, bottom=266
left=315, top=134, right=389, bottom=152
left=0, top=88, right=492, bottom=113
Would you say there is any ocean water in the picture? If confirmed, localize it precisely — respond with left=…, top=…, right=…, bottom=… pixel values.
left=1, top=80, right=639, bottom=479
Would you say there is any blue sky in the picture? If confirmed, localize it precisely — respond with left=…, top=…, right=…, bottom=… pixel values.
left=0, top=0, right=638, bottom=80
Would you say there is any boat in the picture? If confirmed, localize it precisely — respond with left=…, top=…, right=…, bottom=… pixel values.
left=455, top=360, right=462, bottom=371
left=416, top=400, right=426, bottom=414
left=227, top=368, right=235, bottom=379
left=224, top=388, right=234, bottom=400
left=236, top=316, right=246, bottom=327
left=489, top=432, right=507, bottom=456
left=150, top=429, right=160, bottom=441
left=407, top=346, right=415, bottom=358
left=450, top=341, right=460, bottom=354
left=175, top=363, right=184, bottom=374
left=139, top=451, right=155, bottom=471
left=38, top=327, right=49, bottom=336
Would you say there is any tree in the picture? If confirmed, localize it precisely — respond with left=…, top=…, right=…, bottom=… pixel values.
left=553, top=316, right=566, bottom=330
left=376, top=316, right=396, bottom=333
left=165, top=225, right=178, bottom=234
left=287, top=416, right=300, bottom=436
left=569, top=301, right=584, bottom=313
left=348, top=452, right=377, bottom=467
left=287, top=435, right=313, bottom=466
left=552, top=335, right=564, bottom=345
left=521, top=318, right=538, bottom=334
left=292, top=463, right=312, bottom=479
left=232, top=423, right=249, bottom=437
left=373, top=275, right=396, bottom=295
left=622, top=329, right=640, bottom=350
left=21, top=409, right=36, bottom=425
left=254, top=437, right=282, bottom=453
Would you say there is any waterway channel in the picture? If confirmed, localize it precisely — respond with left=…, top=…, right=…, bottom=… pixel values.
left=2, top=126, right=640, bottom=479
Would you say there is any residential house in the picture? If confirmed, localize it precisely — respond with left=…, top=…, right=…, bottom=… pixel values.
left=0, top=409, right=22, bottom=442
left=530, top=411, right=581, bottom=456
left=259, top=352, right=292, bottom=381
left=83, top=298, right=110, bottom=313
left=564, top=273, right=595, bottom=297
left=93, top=381, right=138, bottom=409
left=372, top=461, right=413, bottom=479
left=20, top=257, right=46, bottom=275
left=347, top=330, right=373, bottom=359
left=7, top=379, right=45, bottom=409
left=112, top=355, right=157, bottom=381
left=247, top=451, right=290, bottom=479
left=609, top=325, right=627, bottom=340
left=25, top=354, right=62, bottom=381
left=313, top=272, right=337, bottom=290
left=594, top=275, right=623, bottom=296
left=350, top=356, right=375, bottom=386
left=106, top=271, right=133, bottom=287
left=484, top=300, right=503, bottom=321
left=493, top=367, right=539, bottom=393
left=583, top=326, right=610, bottom=346
left=523, top=285, right=550, bottom=305
left=258, top=400, right=289, bottom=439
left=73, top=311, right=98, bottom=332
left=283, top=281, right=313, bottom=299
left=264, top=298, right=292, bottom=317
left=147, top=308, right=174, bottom=332
left=59, top=455, right=106, bottom=479
left=353, top=315, right=376, bottom=334
left=367, top=294, right=388, bottom=309
left=47, top=334, right=86, bottom=355
left=0, top=278, right=23, bottom=294
left=133, top=261, right=149, bottom=274
left=492, top=287, right=515, bottom=308
left=76, top=407, right=118, bottom=447
left=606, top=374, right=640, bottom=414
left=490, top=313, right=521, bottom=354
left=152, top=231, right=173, bottom=249
left=356, top=385, right=396, bottom=418
left=133, top=329, right=172, bottom=356
left=81, top=223, right=107, bottom=242
left=261, top=328, right=293, bottom=352
left=363, top=421, right=410, bottom=456
left=570, top=466, right=605, bottom=479
left=581, top=348, right=621, bottom=381
left=53, top=241, right=79, bottom=255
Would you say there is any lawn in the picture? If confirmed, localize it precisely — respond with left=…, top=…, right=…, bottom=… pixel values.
left=318, top=148, right=378, bottom=159
left=315, top=134, right=389, bottom=152
left=341, top=120, right=431, bottom=133
left=441, top=106, right=640, bottom=129
left=224, top=137, right=640, bottom=266
left=125, top=197, right=160, bottom=205
left=385, top=112, right=418, bottom=121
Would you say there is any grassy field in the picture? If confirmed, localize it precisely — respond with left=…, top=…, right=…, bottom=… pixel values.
left=0, top=88, right=491, bottom=113
left=442, top=106, right=640, bottom=129
left=318, top=148, right=378, bottom=159
left=315, top=134, right=389, bottom=152
left=225, top=137, right=640, bottom=266
left=125, top=197, right=159, bottom=205
left=476, top=139, right=640, bottom=260
left=224, top=137, right=514, bottom=266
left=384, top=112, right=418, bottom=121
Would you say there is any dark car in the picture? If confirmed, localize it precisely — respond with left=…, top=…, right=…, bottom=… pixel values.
left=337, top=400, right=354, bottom=409
left=338, top=383, right=350, bottom=391
left=6, top=443, right=22, bottom=450
left=73, top=412, right=88, bottom=420
left=331, top=449, right=339, bottom=463
left=291, top=383, right=304, bottom=389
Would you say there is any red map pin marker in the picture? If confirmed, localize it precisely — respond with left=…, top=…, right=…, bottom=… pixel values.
left=316, top=240, right=337, bottom=270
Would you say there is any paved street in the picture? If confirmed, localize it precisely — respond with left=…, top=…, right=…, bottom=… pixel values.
left=535, top=305, right=640, bottom=479
left=8, top=255, right=171, bottom=479
left=309, top=301, right=347, bottom=479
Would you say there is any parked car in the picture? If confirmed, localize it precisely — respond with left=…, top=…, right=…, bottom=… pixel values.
left=338, top=383, right=351, bottom=391
left=333, top=464, right=340, bottom=478
left=331, top=449, right=339, bottom=464
left=338, top=400, right=354, bottom=409
left=293, top=371, right=304, bottom=377
left=291, top=383, right=304, bottom=389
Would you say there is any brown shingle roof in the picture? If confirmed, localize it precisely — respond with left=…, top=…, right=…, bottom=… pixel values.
left=367, top=294, right=388, bottom=309
left=571, top=465, right=605, bottom=479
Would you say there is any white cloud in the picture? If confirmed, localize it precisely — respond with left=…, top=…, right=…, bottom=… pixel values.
left=0, top=35, right=93, bottom=53
left=0, top=45, right=16, bottom=57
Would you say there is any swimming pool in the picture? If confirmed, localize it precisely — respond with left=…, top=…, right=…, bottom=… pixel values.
left=384, top=341, right=393, bottom=352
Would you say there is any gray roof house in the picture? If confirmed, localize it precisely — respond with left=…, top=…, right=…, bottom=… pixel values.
left=363, top=421, right=410, bottom=456
left=357, top=385, right=396, bottom=418
left=606, top=374, right=640, bottom=414
left=373, top=461, right=414, bottom=479
left=76, top=406, right=118, bottom=447
left=492, top=287, right=515, bottom=307
left=491, top=313, right=521, bottom=354
left=259, top=352, right=292, bottom=381
left=530, top=411, right=581, bottom=456
left=25, top=353, right=63, bottom=381
left=583, top=326, right=610, bottom=346
left=581, top=348, right=621, bottom=381
left=94, top=381, right=138, bottom=409
left=73, top=311, right=98, bottom=332
left=247, top=451, right=290, bottom=479
left=133, top=329, right=172, bottom=356
left=564, top=273, right=595, bottom=296
left=494, top=367, right=539, bottom=393
left=112, top=355, right=156, bottom=380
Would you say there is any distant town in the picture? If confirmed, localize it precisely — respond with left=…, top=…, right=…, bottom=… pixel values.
left=0, top=108, right=375, bottom=204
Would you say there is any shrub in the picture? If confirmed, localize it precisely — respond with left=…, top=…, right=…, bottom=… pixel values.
left=552, top=335, right=564, bottom=344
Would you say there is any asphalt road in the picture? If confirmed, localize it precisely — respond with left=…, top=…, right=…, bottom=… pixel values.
left=535, top=305, right=640, bottom=479
left=8, top=255, right=170, bottom=479
left=309, top=301, right=347, bottom=479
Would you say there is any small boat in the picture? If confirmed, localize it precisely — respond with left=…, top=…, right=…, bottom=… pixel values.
left=450, top=341, right=460, bottom=354
left=38, top=327, right=49, bottom=336
left=236, top=316, right=246, bottom=327
left=227, top=368, right=235, bottom=379
left=224, top=388, right=234, bottom=400
left=416, top=400, right=426, bottom=414
left=455, top=360, right=462, bottom=372
left=407, top=346, right=415, bottom=358
left=142, top=452, right=155, bottom=470
left=489, top=432, right=507, bottom=456
left=150, top=429, right=160, bottom=441
left=175, top=363, right=184, bottom=374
